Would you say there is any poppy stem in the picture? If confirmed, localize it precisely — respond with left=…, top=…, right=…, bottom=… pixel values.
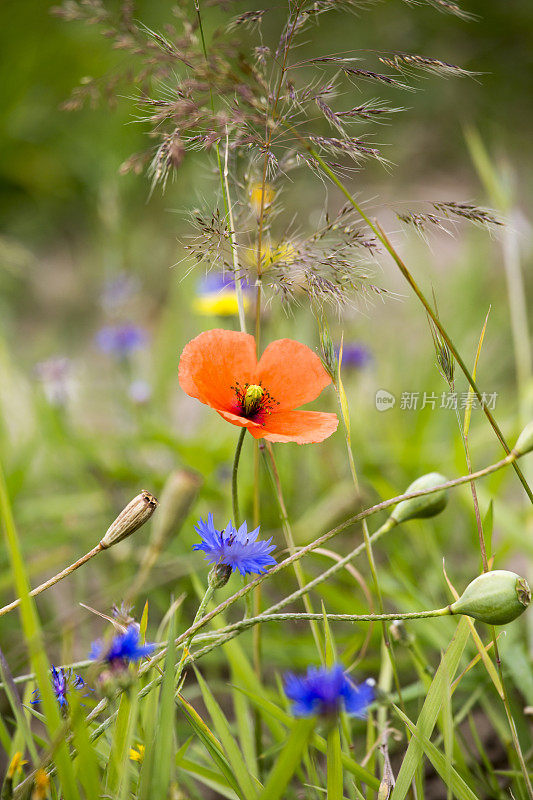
left=232, top=427, right=247, bottom=528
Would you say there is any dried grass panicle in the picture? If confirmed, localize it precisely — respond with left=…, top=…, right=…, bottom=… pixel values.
left=378, top=53, right=479, bottom=78
left=432, top=201, right=503, bottom=228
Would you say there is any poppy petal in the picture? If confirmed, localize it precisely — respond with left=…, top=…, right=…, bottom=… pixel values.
left=179, top=329, right=257, bottom=411
left=256, top=339, right=331, bottom=411
left=217, top=409, right=264, bottom=430
left=248, top=410, right=339, bottom=444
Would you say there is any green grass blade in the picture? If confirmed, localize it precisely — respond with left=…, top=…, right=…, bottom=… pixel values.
left=395, top=706, right=479, bottom=800
left=326, top=725, right=343, bottom=800
left=194, top=667, right=261, bottom=799
left=176, top=692, right=243, bottom=798
left=258, top=717, right=316, bottom=800
left=150, top=612, right=178, bottom=799
left=0, top=459, right=78, bottom=799
left=391, top=617, right=470, bottom=800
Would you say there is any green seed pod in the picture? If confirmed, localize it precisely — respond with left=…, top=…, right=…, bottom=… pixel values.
left=390, top=472, right=448, bottom=524
left=513, top=421, right=533, bottom=456
left=451, top=570, right=531, bottom=625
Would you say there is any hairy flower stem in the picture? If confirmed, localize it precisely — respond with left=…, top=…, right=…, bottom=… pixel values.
left=0, top=544, right=102, bottom=618
left=262, top=442, right=324, bottom=658
left=194, top=0, right=246, bottom=333
left=137, top=450, right=522, bottom=676
left=176, top=582, right=216, bottom=683
left=298, top=138, right=533, bottom=504
left=232, top=427, right=247, bottom=529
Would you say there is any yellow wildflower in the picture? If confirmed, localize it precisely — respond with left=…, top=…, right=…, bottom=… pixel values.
left=129, top=743, right=145, bottom=763
left=249, top=183, right=275, bottom=218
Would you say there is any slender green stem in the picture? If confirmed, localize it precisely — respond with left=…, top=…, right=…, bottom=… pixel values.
left=333, top=379, right=405, bottom=713
left=194, top=0, right=246, bottom=333
left=133, top=450, right=521, bottom=675
left=232, top=427, right=246, bottom=528
left=296, top=136, right=533, bottom=503
left=262, top=443, right=324, bottom=658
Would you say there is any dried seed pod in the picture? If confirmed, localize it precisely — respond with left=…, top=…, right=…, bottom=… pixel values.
left=99, top=491, right=158, bottom=549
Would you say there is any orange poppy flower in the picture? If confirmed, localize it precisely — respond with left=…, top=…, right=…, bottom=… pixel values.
left=179, top=329, right=338, bottom=444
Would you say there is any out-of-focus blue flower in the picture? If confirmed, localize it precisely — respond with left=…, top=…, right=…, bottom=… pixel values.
left=32, top=666, right=87, bottom=709
left=96, top=324, right=147, bottom=358
left=128, top=379, right=152, bottom=404
left=194, top=272, right=251, bottom=316
left=100, top=272, right=140, bottom=313
left=35, top=357, right=73, bottom=406
left=338, top=343, right=372, bottom=370
left=193, top=513, right=276, bottom=576
left=284, top=664, right=374, bottom=718
left=90, top=626, right=156, bottom=665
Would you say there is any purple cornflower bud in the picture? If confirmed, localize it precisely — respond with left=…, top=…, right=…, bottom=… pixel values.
left=284, top=664, right=374, bottom=718
left=90, top=625, right=156, bottom=667
left=95, top=324, right=148, bottom=358
left=193, top=513, right=276, bottom=577
left=337, top=342, right=372, bottom=370
left=32, top=666, right=88, bottom=710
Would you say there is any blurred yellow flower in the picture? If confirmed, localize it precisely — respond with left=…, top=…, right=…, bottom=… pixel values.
left=246, top=241, right=298, bottom=271
left=249, top=182, right=275, bottom=217
left=129, top=744, right=145, bottom=763
left=31, top=769, right=50, bottom=800
left=7, top=752, right=28, bottom=779
left=193, top=291, right=250, bottom=317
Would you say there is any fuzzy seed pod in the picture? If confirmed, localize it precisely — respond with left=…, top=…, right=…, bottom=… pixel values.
left=390, top=472, right=448, bottom=524
left=451, top=570, right=531, bottom=625
left=100, top=491, right=158, bottom=549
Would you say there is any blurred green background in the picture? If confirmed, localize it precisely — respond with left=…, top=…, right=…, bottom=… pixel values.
left=0, top=0, right=532, bottom=691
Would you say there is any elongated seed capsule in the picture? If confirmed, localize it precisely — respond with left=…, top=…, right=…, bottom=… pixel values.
left=99, top=490, right=158, bottom=549
left=390, top=472, right=448, bottom=524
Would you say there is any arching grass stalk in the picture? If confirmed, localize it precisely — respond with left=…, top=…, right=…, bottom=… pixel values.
left=261, top=442, right=324, bottom=658
left=296, top=135, right=533, bottom=504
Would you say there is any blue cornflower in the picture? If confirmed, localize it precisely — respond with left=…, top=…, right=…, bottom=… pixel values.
left=284, top=664, right=374, bottom=718
left=90, top=625, right=156, bottom=666
left=338, top=343, right=372, bottom=370
left=32, top=666, right=87, bottom=709
left=193, top=514, right=276, bottom=577
left=96, top=324, right=147, bottom=358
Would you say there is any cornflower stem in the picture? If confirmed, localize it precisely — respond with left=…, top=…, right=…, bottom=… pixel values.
left=333, top=381, right=406, bottom=714
left=232, top=427, right=246, bottom=529
left=0, top=543, right=103, bottom=618
left=176, top=580, right=216, bottom=682
left=262, top=442, right=324, bottom=658
left=295, top=136, right=533, bottom=503
left=194, top=0, right=246, bottom=334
